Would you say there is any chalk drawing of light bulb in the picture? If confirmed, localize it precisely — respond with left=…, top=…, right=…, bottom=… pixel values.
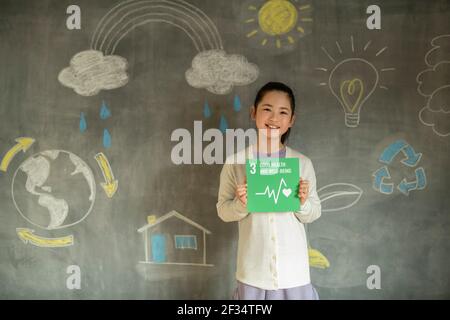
left=317, top=36, right=395, bottom=128
left=329, top=58, right=378, bottom=127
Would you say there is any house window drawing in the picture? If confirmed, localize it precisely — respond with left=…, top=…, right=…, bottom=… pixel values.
left=137, top=210, right=213, bottom=267
left=174, top=235, right=197, bottom=250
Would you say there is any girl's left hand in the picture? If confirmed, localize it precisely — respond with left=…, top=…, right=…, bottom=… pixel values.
left=298, top=178, right=309, bottom=205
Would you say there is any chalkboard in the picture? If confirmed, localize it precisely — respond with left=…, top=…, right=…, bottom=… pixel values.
left=0, top=0, right=449, bottom=299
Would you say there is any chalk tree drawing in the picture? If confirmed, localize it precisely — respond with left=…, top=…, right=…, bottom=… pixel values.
left=416, top=34, right=450, bottom=137
left=138, top=210, right=213, bottom=267
left=59, top=0, right=259, bottom=96
left=317, top=183, right=363, bottom=213
left=242, top=0, right=313, bottom=53
left=317, top=36, right=395, bottom=127
left=12, top=150, right=96, bottom=231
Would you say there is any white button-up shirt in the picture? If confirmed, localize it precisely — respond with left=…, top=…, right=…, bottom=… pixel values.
left=217, top=145, right=321, bottom=290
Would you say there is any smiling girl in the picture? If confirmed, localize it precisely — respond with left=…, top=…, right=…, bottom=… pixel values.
left=216, top=82, right=321, bottom=300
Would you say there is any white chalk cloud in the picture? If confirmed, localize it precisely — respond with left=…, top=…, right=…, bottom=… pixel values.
left=417, top=35, right=450, bottom=137
left=185, top=50, right=259, bottom=95
left=58, top=50, right=129, bottom=96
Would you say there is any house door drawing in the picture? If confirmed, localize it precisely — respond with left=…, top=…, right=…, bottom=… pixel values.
left=151, top=234, right=166, bottom=263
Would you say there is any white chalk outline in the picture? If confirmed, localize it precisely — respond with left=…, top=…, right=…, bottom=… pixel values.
left=137, top=210, right=213, bottom=267
left=317, top=36, right=396, bottom=127
left=92, top=0, right=223, bottom=55
left=317, top=183, right=363, bottom=213
left=416, top=35, right=450, bottom=137
left=11, top=150, right=96, bottom=230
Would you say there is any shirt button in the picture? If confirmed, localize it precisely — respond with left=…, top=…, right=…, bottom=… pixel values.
left=271, top=236, right=276, bottom=241
left=270, top=218, right=274, bottom=223
left=272, top=255, right=276, bottom=261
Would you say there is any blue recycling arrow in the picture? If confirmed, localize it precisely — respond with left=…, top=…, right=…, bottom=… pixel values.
left=415, top=167, right=426, bottom=190
left=379, top=140, right=407, bottom=164
left=372, top=166, right=394, bottom=194
left=397, top=179, right=417, bottom=196
left=397, top=167, right=427, bottom=195
left=400, top=145, right=422, bottom=167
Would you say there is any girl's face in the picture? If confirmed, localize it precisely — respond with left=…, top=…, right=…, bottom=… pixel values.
left=251, top=90, right=296, bottom=141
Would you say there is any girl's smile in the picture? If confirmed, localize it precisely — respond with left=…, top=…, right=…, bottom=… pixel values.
left=251, top=90, right=296, bottom=149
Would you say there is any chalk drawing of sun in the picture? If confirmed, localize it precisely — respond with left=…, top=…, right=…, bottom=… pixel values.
left=242, top=0, right=313, bottom=52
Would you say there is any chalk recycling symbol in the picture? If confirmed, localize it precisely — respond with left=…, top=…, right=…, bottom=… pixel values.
left=372, top=140, right=427, bottom=195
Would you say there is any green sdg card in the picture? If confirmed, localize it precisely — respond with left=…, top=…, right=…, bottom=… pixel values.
left=246, top=158, right=300, bottom=213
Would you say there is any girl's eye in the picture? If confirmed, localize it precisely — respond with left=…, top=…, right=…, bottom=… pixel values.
left=263, top=108, right=271, bottom=111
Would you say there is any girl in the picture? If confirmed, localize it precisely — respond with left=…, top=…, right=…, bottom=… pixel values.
left=216, top=82, right=321, bottom=300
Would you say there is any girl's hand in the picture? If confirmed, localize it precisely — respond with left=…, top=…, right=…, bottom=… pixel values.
left=298, top=178, right=309, bottom=205
left=235, top=180, right=247, bottom=207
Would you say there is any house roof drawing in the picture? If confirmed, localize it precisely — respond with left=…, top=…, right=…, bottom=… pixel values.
left=137, top=210, right=212, bottom=234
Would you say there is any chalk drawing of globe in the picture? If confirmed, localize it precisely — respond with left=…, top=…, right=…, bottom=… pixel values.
left=12, top=150, right=96, bottom=230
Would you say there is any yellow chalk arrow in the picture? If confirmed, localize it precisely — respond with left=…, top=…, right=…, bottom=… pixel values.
left=309, top=247, right=330, bottom=269
left=94, top=152, right=118, bottom=198
left=16, top=228, right=73, bottom=247
left=0, top=137, right=35, bottom=172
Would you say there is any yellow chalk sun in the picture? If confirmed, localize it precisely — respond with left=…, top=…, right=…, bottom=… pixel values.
left=259, top=0, right=298, bottom=36
left=246, top=0, right=313, bottom=49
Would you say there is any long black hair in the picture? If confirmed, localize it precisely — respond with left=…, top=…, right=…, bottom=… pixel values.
left=253, top=82, right=296, bottom=144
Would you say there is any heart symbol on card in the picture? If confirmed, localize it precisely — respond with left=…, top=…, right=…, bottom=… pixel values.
left=282, top=188, right=292, bottom=198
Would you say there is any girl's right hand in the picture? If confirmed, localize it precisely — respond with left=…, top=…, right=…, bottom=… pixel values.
left=235, top=181, right=247, bottom=206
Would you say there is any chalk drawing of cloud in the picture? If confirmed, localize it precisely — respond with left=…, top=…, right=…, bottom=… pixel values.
left=416, top=35, right=450, bottom=137
left=58, top=50, right=129, bottom=96
left=185, top=50, right=259, bottom=95
left=418, top=85, right=450, bottom=137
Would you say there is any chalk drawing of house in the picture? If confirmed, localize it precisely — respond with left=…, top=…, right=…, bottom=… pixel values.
left=137, top=210, right=213, bottom=267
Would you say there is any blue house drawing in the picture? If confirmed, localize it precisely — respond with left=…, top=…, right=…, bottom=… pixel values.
left=137, top=210, right=213, bottom=267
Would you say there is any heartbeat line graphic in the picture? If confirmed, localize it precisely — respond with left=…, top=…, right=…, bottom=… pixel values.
left=255, top=178, right=288, bottom=204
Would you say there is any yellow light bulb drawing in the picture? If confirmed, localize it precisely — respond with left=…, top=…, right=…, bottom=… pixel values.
left=329, top=58, right=379, bottom=127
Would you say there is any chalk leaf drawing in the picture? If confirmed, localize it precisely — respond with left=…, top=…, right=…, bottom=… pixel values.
left=416, top=35, right=450, bottom=137
left=317, top=36, right=395, bottom=127
left=317, top=183, right=363, bottom=213
left=59, top=0, right=259, bottom=96
left=138, top=210, right=213, bottom=267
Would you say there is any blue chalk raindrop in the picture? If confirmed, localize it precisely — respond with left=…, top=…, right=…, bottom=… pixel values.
left=219, top=115, right=228, bottom=133
left=103, top=129, right=111, bottom=148
left=100, top=101, right=111, bottom=120
left=233, top=94, right=241, bottom=112
left=203, top=100, right=211, bottom=118
left=79, top=112, right=87, bottom=133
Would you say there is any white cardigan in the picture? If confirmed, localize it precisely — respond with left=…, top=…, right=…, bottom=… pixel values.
left=216, top=145, right=322, bottom=290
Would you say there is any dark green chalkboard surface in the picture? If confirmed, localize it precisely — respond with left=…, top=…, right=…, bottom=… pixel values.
left=0, top=0, right=449, bottom=299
